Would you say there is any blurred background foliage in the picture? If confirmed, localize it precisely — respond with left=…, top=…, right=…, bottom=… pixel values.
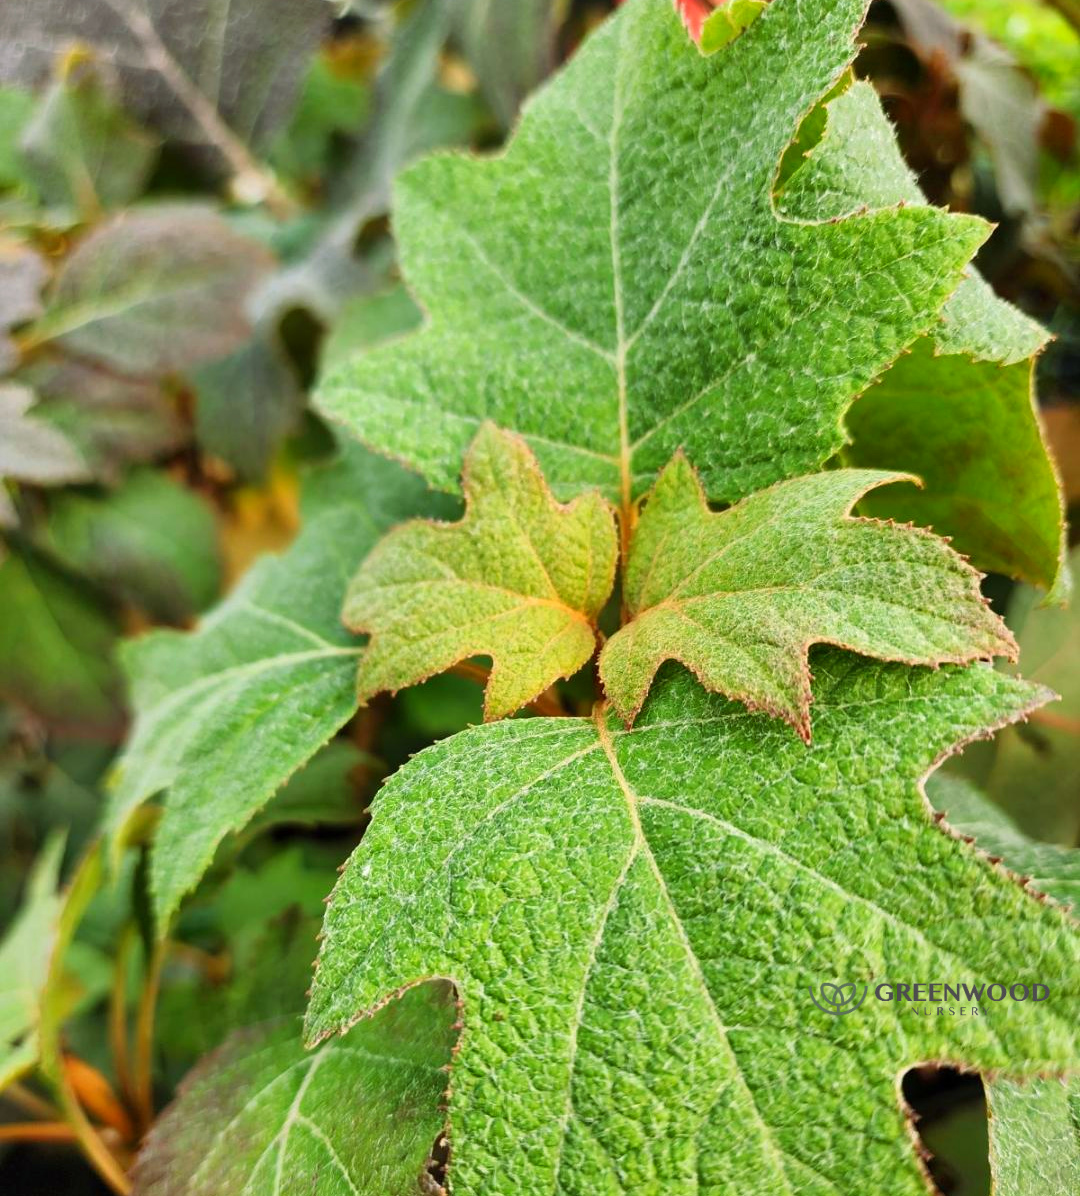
left=0, top=1, right=1076, bottom=1192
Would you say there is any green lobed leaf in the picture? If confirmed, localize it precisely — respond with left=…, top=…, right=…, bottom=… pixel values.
left=41, top=467, right=222, bottom=621
left=308, top=654, right=1079, bottom=1195
left=30, top=206, right=274, bottom=376
left=316, top=0, right=988, bottom=509
left=106, top=446, right=448, bottom=928
left=599, top=458, right=1015, bottom=737
left=345, top=424, right=617, bottom=721
left=778, top=80, right=1067, bottom=597
left=985, top=1076, right=1080, bottom=1196
left=17, top=58, right=158, bottom=217
left=133, top=985, right=458, bottom=1196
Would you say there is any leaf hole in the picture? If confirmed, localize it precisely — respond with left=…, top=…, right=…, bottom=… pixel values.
left=902, top=1064, right=990, bottom=1195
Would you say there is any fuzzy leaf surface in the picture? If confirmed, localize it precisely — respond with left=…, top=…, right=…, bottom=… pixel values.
left=985, top=1077, right=1080, bottom=1196
left=778, top=81, right=1066, bottom=595
left=317, top=0, right=987, bottom=507
left=345, top=424, right=617, bottom=720
left=308, top=655, right=1080, bottom=1196
left=132, top=986, right=457, bottom=1196
left=600, top=460, right=1014, bottom=735
left=107, top=447, right=444, bottom=928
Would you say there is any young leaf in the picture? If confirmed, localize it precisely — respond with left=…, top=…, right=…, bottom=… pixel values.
left=133, top=986, right=457, bottom=1196
left=345, top=424, right=617, bottom=721
left=307, top=655, right=1079, bottom=1195
left=777, top=81, right=1067, bottom=597
left=599, top=458, right=1015, bottom=736
left=29, top=206, right=274, bottom=375
left=106, top=448, right=447, bottom=928
left=985, top=1077, right=1080, bottom=1196
left=316, top=0, right=988, bottom=509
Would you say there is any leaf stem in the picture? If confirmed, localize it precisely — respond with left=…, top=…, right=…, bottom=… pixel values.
left=133, top=939, right=166, bottom=1132
left=1030, top=709, right=1080, bottom=736
left=109, top=925, right=134, bottom=1110
left=51, top=1066, right=131, bottom=1195
left=0, top=1122, right=80, bottom=1143
left=4, top=1082, right=61, bottom=1122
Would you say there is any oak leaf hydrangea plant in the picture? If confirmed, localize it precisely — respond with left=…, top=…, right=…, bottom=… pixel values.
left=110, top=0, right=1077, bottom=1193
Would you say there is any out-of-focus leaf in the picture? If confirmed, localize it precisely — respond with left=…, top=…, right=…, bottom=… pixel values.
left=0, top=546, right=124, bottom=734
left=0, top=86, right=34, bottom=189
left=269, top=52, right=372, bottom=185
left=41, top=468, right=221, bottom=621
left=18, top=352, right=187, bottom=484
left=962, top=548, right=1080, bottom=846
left=0, top=239, right=48, bottom=373
left=0, top=833, right=64, bottom=1091
left=0, top=383, right=93, bottom=513
left=936, top=0, right=1080, bottom=121
left=0, top=0, right=329, bottom=157
left=132, top=985, right=457, bottom=1196
left=245, top=740, right=370, bottom=839
left=30, top=206, right=274, bottom=376
left=985, top=1077, right=1080, bottom=1196
left=928, top=773, right=1080, bottom=911
left=191, top=314, right=305, bottom=482
left=264, top=0, right=472, bottom=324
left=18, top=57, right=158, bottom=217
left=887, top=0, right=1046, bottom=217
left=956, top=38, right=1042, bottom=218
left=780, top=81, right=1066, bottom=597
left=450, top=0, right=564, bottom=126
left=320, top=283, right=422, bottom=373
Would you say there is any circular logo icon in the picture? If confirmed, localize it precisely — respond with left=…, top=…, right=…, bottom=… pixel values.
left=808, top=982, right=869, bottom=1016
